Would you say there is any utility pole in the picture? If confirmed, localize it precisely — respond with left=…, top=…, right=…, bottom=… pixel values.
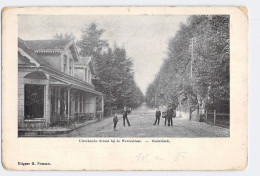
left=154, top=94, right=157, bottom=108
left=190, top=37, right=194, bottom=80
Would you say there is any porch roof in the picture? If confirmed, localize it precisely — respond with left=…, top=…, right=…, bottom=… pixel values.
left=48, top=75, right=102, bottom=95
left=43, top=67, right=103, bottom=96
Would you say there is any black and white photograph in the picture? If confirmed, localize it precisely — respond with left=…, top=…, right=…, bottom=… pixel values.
left=2, top=6, right=249, bottom=171
left=17, top=14, right=230, bottom=138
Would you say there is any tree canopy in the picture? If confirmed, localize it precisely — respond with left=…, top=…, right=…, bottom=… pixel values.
left=76, top=23, right=144, bottom=114
left=53, top=33, right=76, bottom=41
left=145, top=15, right=230, bottom=113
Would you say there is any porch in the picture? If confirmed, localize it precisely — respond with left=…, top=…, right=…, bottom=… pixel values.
left=49, top=85, right=104, bottom=126
left=18, top=68, right=104, bottom=130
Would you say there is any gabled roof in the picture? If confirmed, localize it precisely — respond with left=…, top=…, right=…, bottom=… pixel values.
left=75, top=57, right=91, bottom=65
left=24, top=39, right=70, bottom=52
left=18, top=38, right=101, bottom=95
left=75, top=57, right=95, bottom=74
left=18, top=38, right=52, bottom=68
left=24, top=39, right=80, bottom=61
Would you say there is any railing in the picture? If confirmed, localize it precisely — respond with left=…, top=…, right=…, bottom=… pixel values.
left=24, top=118, right=46, bottom=123
left=23, top=118, right=46, bottom=129
left=205, top=110, right=230, bottom=128
left=73, top=113, right=94, bottom=122
left=51, top=115, right=69, bottom=126
left=51, top=113, right=95, bottom=126
left=178, top=105, right=230, bottom=128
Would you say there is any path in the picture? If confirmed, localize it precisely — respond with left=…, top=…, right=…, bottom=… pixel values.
left=59, top=104, right=229, bottom=138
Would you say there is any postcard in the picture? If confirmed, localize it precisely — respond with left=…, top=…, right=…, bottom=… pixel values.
left=2, top=6, right=248, bottom=170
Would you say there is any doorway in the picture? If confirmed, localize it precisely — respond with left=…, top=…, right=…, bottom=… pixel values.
left=24, top=84, right=45, bottom=119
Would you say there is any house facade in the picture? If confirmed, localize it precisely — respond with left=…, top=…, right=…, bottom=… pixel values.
left=18, top=38, right=104, bottom=129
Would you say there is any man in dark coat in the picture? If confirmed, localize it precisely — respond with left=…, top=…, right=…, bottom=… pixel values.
left=153, top=108, right=161, bottom=125
left=166, top=106, right=173, bottom=126
left=123, top=107, right=131, bottom=127
left=163, top=111, right=167, bottom=126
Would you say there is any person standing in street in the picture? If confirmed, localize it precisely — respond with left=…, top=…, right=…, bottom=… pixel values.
left=153, top=108, right=161, bottom=125
left=166, top=106, right=173, bottom=126
left=123, top=107, right=131, bottom=127
left=164, top=111, right=167, bottom=126
left=113, top=112, right=118, bottom=131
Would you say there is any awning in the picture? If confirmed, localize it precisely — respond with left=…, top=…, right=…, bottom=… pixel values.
left=49, top=76, right=102, bottom=96
left=24, top=71, right=47, bottom=79
left=71, top=84, right=103, bottom=96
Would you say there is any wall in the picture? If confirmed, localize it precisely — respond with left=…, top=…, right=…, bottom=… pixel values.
left=74, top=67, right=84, bottom=81
left=74, top=66, right=92, bottom=84
left=38, top=47, right=76, bottom=76
left=18, top=71, right=28, bottom=128
left=84, top=93, right=96, bottom=114
left=61, top=47, right=75, bottom=76
left=37, top=53, right=61, bottom=72
left=18, top=52, right=35, bottom=65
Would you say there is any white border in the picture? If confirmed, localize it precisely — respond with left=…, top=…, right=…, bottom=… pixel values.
left=0, top=1, right=257, bottom=176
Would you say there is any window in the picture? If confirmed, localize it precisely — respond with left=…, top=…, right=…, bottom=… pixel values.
left=69, top=58, right=73, bottom=76
left=60, top=88, right=68, bottom=116
left=88, top=70, right=91, bottom=83
left=75, top=94, right=78, bottom=112
left=51, top=87, right=59, bottom=117
left=80, top=95, right=83, bottom=113
left=63, top=55, right=67, bottom=73
left=24, top=84, right=45, bottom=119
left=85, top=68, right=88, bottom=81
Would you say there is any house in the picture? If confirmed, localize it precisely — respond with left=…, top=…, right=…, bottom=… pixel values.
left=18, top=38, right=104, bottom=129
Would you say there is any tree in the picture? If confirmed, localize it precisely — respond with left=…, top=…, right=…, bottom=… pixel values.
left=53, top=33, right=76, bottom=41
left=78, top=23, right=143, bottom=116
left=77, top=23, right=109, bottom=58
left=146, top=15, right=230, bottom=113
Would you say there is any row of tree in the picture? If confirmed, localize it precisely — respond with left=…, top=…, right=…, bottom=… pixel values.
left=145, top=15, right=230, bottom=113
left=54, top=23, right=144, bottom=116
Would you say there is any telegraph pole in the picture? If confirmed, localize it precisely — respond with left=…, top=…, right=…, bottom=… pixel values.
left=154, top=94, right=157, bottom=108
left=190, top=37, right=194, bottom=79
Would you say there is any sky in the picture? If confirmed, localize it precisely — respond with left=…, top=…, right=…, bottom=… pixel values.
left=18, top=15, right=188, bottom=94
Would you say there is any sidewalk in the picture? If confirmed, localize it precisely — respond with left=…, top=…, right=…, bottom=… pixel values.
left=18, top=119, right=99, bottom=137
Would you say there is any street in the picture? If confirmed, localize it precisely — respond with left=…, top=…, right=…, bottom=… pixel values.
left=60, top=105, right=229, bottom=138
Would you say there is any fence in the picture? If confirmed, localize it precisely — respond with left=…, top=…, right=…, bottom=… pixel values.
left=205, top=110, right=230, bottom=128
left=178, top=105, right=230, bottom=128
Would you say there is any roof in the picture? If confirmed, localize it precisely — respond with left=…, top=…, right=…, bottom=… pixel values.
left=24, top=39, right=71, bottom=52
left=75, top=57, right=95, bottom=74
left=18, top=38, right=52, bottom=68
left=24, top=39, right=80, bottom=61
left=75, top=57, right=91, bottom=65
left=18, top=38, right=102, bottom=95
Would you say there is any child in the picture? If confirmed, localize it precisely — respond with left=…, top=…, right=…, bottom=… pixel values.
left=113, top=113, right=118, bottom=131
